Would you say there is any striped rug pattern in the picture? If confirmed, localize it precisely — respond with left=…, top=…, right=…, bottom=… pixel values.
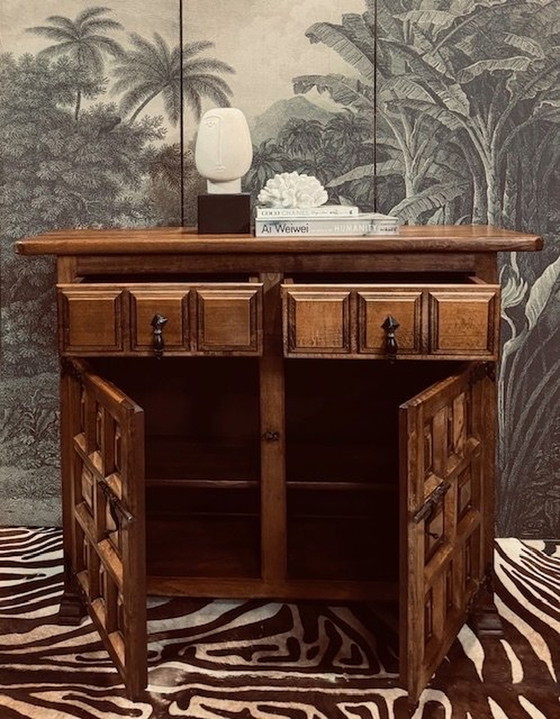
left=0, top=527, right=558, bottom=718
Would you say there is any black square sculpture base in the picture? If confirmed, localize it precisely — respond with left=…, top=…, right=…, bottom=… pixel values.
left=197, top=193, right=251, bottom=234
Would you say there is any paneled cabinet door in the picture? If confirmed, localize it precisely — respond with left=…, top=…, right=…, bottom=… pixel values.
left=63, top=359, right=146, bottom=699
left=399, top=363, right=493, bottom=701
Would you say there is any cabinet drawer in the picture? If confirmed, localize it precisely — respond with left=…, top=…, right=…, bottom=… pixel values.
left=282, top=283, right=500, bottom=360
left=58, top=284, right=263, bottom=356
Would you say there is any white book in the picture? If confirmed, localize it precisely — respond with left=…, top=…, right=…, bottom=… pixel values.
left=255, top=213, right=400, bottom=237
left=256, top=205, right=359, bottom=218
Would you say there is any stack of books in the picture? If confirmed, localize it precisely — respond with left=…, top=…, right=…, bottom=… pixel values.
left=254, top=205, right=400, bottom=237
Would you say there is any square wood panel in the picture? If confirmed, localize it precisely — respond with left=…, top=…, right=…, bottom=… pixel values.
left=130, top=289, right=188, bottom=350
left=59, top=287, right=124, bottom=352
left=194, top=287, right=261, bottom=353
left=429, top=289, right=499, bottom=356
left=284, top=290, right=351, bottom=354
left=358, top=290, right=422, bottom=354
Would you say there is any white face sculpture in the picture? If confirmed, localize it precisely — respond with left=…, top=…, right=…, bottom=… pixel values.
left=194, top=108, right=253, bottom=194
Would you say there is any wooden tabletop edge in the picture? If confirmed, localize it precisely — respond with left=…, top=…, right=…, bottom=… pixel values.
left=14, top=225, right=544, bottom=255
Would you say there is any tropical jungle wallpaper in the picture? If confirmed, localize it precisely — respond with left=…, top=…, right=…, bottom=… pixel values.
left=0, top=0, right=559, bottom=537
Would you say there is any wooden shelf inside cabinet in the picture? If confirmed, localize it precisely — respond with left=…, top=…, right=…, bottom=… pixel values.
left=146, top=513, right=261, bottom=579
left=15, top=225, right=542, bottom=703
left=145, top=438, right=261, bottom=484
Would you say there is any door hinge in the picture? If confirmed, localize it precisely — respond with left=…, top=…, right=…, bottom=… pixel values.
left=61, top=357, right=80, bottom=380
left=413, top=481, right=450, bottom=524
left=262, top=430, right=280, bottom=442
left=470, top=362, right=496, bottom=385
left=485, top=363, right=496, bottom=382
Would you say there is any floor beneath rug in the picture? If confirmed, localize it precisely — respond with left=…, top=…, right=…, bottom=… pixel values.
left=0, top=528, right=559, bottom=718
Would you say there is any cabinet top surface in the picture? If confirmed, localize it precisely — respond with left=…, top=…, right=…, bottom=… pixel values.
left=16, top=225, right=542, bottom=256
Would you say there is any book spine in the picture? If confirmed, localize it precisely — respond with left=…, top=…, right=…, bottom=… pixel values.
left=256, top=206, right=359, bottom=218
left=255, top=219, right=399, bottom=237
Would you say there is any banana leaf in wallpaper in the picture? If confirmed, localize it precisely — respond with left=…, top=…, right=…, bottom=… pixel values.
left=1, top=0, right=559, bottom=537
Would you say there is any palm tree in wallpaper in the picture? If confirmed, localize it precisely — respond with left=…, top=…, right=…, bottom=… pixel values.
left=293, top=0, right=560, bottom=535
left=278, top=118, right=324, bottom=158
left=294, top=0, right=560, bottom=226
left=246, top=139, right=287, bottom=190
left=26, top=6, right=125, bottom=120
left=376, top=0, right=560, bottom=228
left=112, top=35, right=234, bottom=125
left=245, top=113, right=374, bottom=205
left=290, top=9, right=376, bottom=207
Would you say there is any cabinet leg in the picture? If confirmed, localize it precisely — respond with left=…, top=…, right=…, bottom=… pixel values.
left=58, top=560, right=86, bottom=626
left=470, top=570, right=503, bottom=637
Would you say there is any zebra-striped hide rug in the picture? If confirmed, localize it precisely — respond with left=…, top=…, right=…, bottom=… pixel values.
left=0, top=528, right=558, bottom=719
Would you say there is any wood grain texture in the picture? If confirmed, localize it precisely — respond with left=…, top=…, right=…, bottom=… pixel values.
left=67, top=359, right=147, bottom=700
left=130, top=288, right=187, bottom=349
left=16, top=225, right=542, bottom=255
left=429, top=288, right=500, bottom=356
left=146, top=576, right=398, bottom=601
left=399, top=364, right=491, bottom=702
left=74, top=252, right=481, bottom=275
left=195, top=286, right=261, bottom=352
left=259, top=273, right=287, bottom=581
left=283, top=283, right=500, bottom=360
left=359, top=290, right=423, bottom=354
left=58, top=363, right=87, bottom=625
left=19, top=225, right=539, bottom=701
left=58, top=283, right=263, bottom=356
left=284, top=289, right=351, bottom=354
left=58, top=288, right=125, bottom=353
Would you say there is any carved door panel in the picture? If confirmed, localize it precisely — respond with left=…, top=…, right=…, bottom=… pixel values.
left=63, top=359, right=146, bottom=699
left=399, top=363, right=494, bottom=701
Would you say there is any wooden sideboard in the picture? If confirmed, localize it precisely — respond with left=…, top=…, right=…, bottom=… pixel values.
left=16, top=225, right=542, bottom=702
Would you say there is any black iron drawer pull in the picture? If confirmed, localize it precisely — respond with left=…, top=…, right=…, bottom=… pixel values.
left=381, top=315, right=399, bottom=362
left=151, top=314, right=168, bottom=359
left=99, top=479, right=134, bottom=528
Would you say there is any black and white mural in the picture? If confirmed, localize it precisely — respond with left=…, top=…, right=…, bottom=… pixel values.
left=370, top=0, right=560, bottom=537
left=1, top=0, right=559, bottom=536
left=1, top=1, right=178, bottom=524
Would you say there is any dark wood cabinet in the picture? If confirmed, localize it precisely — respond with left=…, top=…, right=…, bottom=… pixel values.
left=16, top=225, right=542, bottom=703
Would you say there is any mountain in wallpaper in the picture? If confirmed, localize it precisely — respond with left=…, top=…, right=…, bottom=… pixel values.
left=249, top=96, right=337, bottom=146
left=0, top=4, right=232, bottom=524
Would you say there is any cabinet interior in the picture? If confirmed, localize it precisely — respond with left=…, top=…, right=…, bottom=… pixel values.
left=284, top=272, right=481, bottom=284
left=90, top=357, right=461, bottom=585
left=78, top=271, right=481, bottom=285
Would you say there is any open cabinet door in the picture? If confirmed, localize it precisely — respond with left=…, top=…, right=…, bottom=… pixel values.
left=62, top=359, right=147, bottom=699
left=399, top=363, right=494, bottom=702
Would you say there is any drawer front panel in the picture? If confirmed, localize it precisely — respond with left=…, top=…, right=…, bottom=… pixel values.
left=130, top=289, right=187, bottom=350
left=195, top=288, right=262, bottom=353
left=358, top=291, right=422, bottom=354
left=283, top=284, right=500, bottom=359
left=429, top=290, right=499, bottom=356
left=285, top=291, right=351, bottom=354
left=59, top=288, right=124, bottom=352
left=59, top=284, right=263, bottom=356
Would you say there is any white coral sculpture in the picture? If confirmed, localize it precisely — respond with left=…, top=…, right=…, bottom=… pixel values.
left=257, top=171, right=328, bottom=208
